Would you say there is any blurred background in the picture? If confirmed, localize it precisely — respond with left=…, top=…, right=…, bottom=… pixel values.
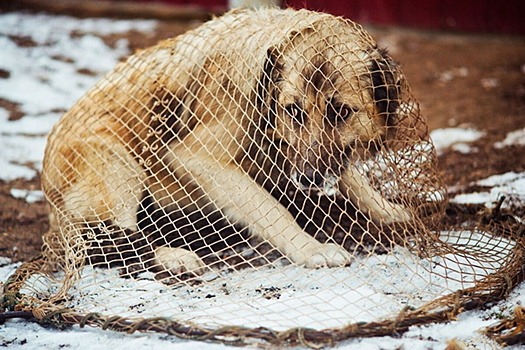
left=5, top=0, right=525, bottom=35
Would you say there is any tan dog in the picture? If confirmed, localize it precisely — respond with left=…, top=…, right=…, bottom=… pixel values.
left=42, top=8, right=412, bottom=276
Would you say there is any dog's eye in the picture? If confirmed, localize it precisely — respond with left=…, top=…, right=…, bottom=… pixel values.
left=285, top=104, right=306, bottom=124
left=327, top=103, right=356, bottom=125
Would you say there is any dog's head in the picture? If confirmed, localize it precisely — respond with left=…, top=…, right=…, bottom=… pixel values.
left=258, top=22, right=401, bottom=195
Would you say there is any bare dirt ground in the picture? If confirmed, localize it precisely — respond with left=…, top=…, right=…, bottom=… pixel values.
left=1, top=7, right=524, bottom=263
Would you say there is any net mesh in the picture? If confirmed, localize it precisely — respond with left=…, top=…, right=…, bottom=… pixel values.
left=4, top=8, right=524, bottom=347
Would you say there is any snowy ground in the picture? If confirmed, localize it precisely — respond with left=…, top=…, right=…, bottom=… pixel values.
left=1, top=11, right=525, bottom=350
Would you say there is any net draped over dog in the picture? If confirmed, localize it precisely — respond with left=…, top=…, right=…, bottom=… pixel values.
left=5, top=8, right=524, bottom=347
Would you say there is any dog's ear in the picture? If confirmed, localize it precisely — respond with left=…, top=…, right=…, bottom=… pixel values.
left=257, top=47, right=283, bottom=129
left=369, top=48, right=401, bottom=128
left=256, top=27, right=309, bottom=109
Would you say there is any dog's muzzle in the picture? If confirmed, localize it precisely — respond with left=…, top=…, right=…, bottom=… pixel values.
left=291, top=169, right=339, bottom=197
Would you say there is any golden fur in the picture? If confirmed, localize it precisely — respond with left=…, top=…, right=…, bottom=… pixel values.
left=42, top=8, right=412, bottom=275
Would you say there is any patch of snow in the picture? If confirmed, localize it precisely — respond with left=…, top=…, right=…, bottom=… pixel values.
left=430, top=128, right=485, bottom=155
left=10, top=188, right=45, bottom=203
left=3, top=227, right=520, bottom=349
left=480, top=77, right=499, bottom=90
left=494, top=127, right=525, bottom=149
left=0, top=319, right=226, bottom=350
left=452, top=192, right=493, bottom=205
left=451, top=142, right=478, bottom=154
left=436, top=67, right=469, bottom=83
left=0, top=256, right=13, bottom=266
left=19, top=232, right=511, bottom=333
left=0, top=132, right=48, bottom=181
left=451, top=172, right=525, bottom=208
left=0, top=13, right=157, bottom=181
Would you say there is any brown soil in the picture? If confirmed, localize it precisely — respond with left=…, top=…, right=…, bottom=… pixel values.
left=1, top=8, right=524, bottom=263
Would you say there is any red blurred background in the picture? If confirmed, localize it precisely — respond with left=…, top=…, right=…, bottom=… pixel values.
left=147, top=0, right=525, bottom=35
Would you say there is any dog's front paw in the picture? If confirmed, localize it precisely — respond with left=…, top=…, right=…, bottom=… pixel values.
left=375, top=202, right=413, bottom=224
left=291, top=243, right=352, bottom=268
left=154, top=247, right=206, bottom=276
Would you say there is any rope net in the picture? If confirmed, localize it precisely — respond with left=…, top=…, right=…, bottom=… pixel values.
left=4, top=8, right=524, bottom=347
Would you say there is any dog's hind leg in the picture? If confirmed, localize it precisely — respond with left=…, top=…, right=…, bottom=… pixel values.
left=54, top=137, right=145, bottom=231
left=46, top=135, right=206, bottom=276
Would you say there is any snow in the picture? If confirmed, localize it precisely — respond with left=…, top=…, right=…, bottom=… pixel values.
left=0, top=238, right=519, bottom=350
left=9, top=188, right=45, bottom=203
left=429, top=127, right=484, bottom=155
left=0, top=314, right=500, bottom=350
left=495, top=127, right=525, bottom=149
left=452, top=172, right=525, bottom=208
left=19, top=243, right=501, bottom=332
left=1, top=11, right=525, bottom=350
left=0, top=12, right=156, bottom=181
